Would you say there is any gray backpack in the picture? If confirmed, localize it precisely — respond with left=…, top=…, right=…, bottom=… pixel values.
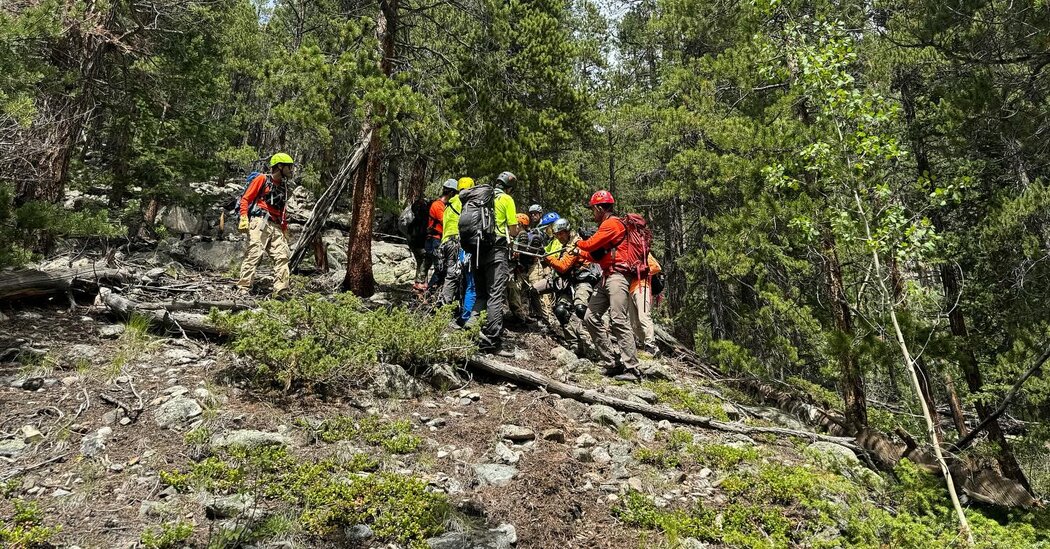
left=458, top=184, right=497, bottom=253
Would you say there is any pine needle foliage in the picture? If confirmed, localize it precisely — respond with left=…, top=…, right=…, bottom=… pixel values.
left=213, top=293, right=477, bottom=391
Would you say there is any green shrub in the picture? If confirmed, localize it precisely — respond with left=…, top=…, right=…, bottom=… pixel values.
left=617, top=457, right=1050, bottom=548
left=214, top=293, right=477, bottom=390
left=0, top=500, right=61, bottom=547
left=644, top=381, right=730, bottom=421
left=688, top=443, right=762, bottom=469
left=635, top=447, right=681, bottom=469
left=159, top=445, right=449, bottom=545
left=314, top=414, right=422, bottom=454
left=0, top=187, right=122, bottom=267
left=140, top=520, right=193, bottom=549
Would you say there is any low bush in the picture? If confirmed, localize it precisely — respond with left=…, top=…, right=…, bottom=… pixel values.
left=644, top=381, right=730, bottom=421
left=0, top=500, right=61, bottom=547
left=213, top=293, right=477, bottom=391
left=140, top=520, right=193, bottom=549
left=160, top=445, right=451, bottom=546
left=616, top=457, right=1050, bottom=548
left=313, top=414, right=423, bottom=454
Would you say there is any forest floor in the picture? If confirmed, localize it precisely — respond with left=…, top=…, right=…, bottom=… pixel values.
left=0, top=244, right=1000, bottom=549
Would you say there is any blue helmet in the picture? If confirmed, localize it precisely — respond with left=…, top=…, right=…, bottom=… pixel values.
left=539, top=212, right=560, bottom=227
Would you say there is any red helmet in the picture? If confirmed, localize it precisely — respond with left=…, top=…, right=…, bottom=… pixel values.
left=589, top=190, right=615, bottom=206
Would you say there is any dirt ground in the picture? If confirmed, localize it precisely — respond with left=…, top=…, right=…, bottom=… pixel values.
left=1, top=289, right=694, bottom=548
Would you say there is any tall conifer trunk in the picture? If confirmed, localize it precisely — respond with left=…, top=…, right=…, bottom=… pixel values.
left=343, top=0, right=399, bottom=297
left=821, top=227, right=868, bottom=430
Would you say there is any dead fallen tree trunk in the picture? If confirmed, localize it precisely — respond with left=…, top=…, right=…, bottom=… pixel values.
left=0, top=268, right=132, bottom=302
left=98, top=288, right=226, bottom=339
left=733, top=371, right=1039, bottom=508
left=466, top=354, right=864, bottom=452
left=289, top=131, right=372, bottom=271
left=133, top=299, right=251, bottom=312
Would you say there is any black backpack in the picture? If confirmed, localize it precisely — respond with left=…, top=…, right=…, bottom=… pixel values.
left=516, top=228, right=546, bottom=267
left=458, top=184, right=497, bottom=253
left=398, top=197, right=430, bottom=246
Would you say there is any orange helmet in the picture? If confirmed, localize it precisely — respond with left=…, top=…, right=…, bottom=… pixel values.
left=589, top=190, right=615, bottom=206
left=516, top=213, right=530, bottom=227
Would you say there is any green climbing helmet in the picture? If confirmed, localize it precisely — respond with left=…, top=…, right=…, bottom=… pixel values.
left=270, top=152, right=294, bottom=167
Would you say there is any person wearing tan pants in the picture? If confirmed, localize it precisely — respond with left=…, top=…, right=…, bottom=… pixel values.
left=576, top=190, right=643, bottom=380
left=628, top=254, right=662, bottom=356
left=238, top=217, right=290, bottom=295
left=236, top=153, right=293, bottom=297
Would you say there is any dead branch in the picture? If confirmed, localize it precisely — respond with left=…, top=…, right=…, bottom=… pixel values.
left=99, top=392, right=143, bottom=422
left=97, top=287, right=225, bottom=339
left=466, top=354, right=864, bottom=451
left=953, top=344, right=1050, bottom=453
left=0, top=268, right=132, bottom=302
left=289, top=131, right=372, bottom=270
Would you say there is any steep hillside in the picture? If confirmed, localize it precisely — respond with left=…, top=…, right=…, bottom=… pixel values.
left=1, top=242, right=1047, bottom=549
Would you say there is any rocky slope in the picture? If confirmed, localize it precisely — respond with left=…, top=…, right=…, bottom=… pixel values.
left=2, top=184, right=1046, bottom=548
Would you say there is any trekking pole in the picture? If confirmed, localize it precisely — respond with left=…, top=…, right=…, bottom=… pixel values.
left=510, top=247, right=564, bottom=259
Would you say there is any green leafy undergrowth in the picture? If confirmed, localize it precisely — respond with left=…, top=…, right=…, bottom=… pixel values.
left=633, top=431, right=763, bottom=472
left=644, top=380, right=730, bottom=421
left=616, top=458, right=1050, bottom=548
left=0, top=185, right=122, bottom=268
left=689, top=443, right=762, bottom=469
left=310, top=414, right=422, bottom=454
left=213, top=293, right=477, bottom=391
left=160, top=445, right=450, bottom=546
left=0, top=500, right=61, bottom=547
left=140, top=520, right=193, bottom=549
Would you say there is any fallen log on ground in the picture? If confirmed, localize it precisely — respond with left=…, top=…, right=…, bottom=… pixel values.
left=289, top=131, right=372, bottom=271
left=733, top=371, right=1039, bottom=508
left=0, top=268, right=133, bottom=303
left=133, top=299, right=251, bottom=312
left=98, top=288, right=226, bottom=339
left=466, top=354, right=865, bottom=452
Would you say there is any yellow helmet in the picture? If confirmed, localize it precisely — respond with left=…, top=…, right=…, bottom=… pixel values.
left=457, top=177, right=474, bottom=191
left=269, top=152, right=294, bottom=167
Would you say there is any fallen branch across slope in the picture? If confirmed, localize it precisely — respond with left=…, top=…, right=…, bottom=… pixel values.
left=0, top=268, right=132, bottom=303
left=98, top=287, right=226, bottom=339
left=289, top=130, right=372, bottom=271
left=466, top=354, right=865, bottom=452
left=952, top=344, right=1050, bottom=453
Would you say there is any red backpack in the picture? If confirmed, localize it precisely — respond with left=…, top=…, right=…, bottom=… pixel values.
left=612, top=213, right=653, bottom=280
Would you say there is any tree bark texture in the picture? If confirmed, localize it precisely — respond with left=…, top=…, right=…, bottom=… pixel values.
left=821, top=227, right=868, bottom=430
left=941, top=262, right=1032, bottom=491
left=15, top=3, right=115, bottom=206
left=342, top=0, right=399, bottom=296
left=405, top=155, right=428, bottom=204
left=343, top=147, right=378, bottom=296
left=944, top=373, right=970, bottom=438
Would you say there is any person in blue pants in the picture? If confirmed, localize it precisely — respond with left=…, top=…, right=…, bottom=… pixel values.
left=458, top=249, right=476, bottom=325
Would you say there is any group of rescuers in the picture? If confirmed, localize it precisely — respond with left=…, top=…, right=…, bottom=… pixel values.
left=234, top=154, right=665, bottom=382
